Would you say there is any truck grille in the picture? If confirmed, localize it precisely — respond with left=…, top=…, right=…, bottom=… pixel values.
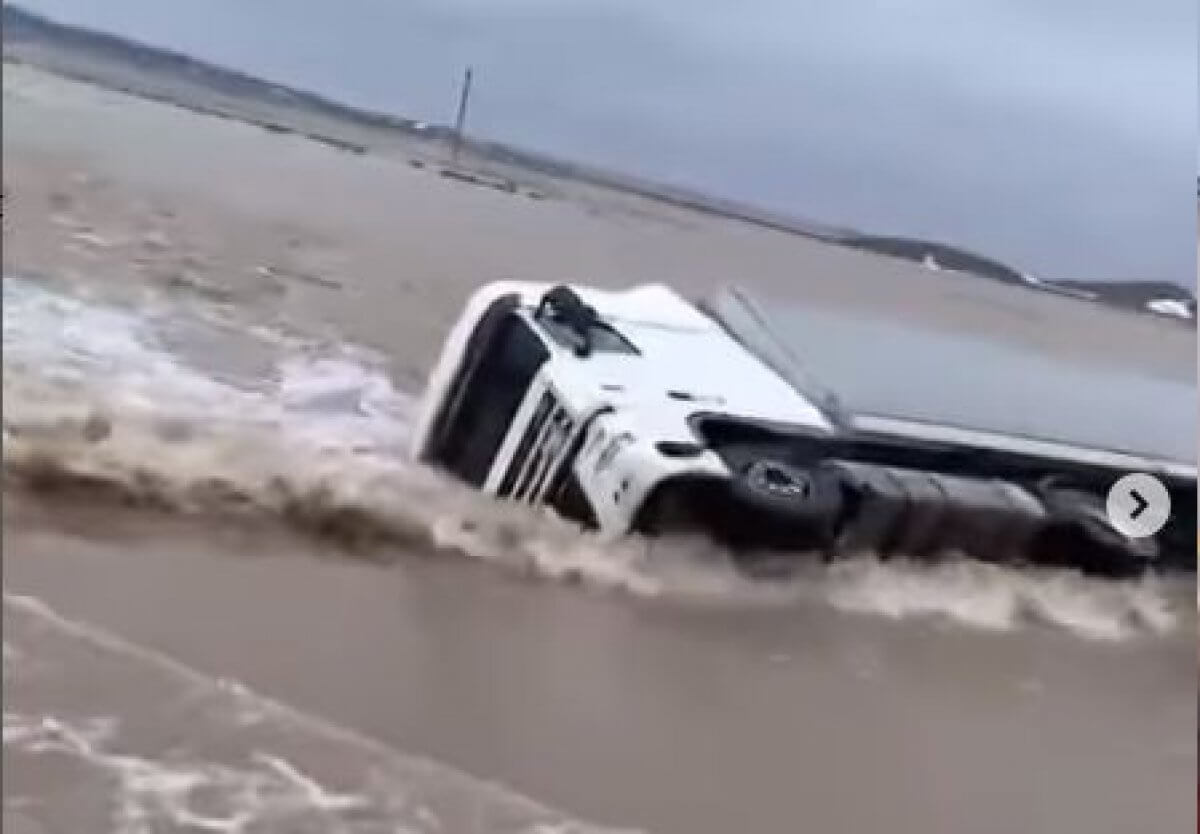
left=497, top=392, right=576, bottom=504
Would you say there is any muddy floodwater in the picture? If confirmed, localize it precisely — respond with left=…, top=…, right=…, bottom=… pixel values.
left=3, top=63, right=1196, bottom=834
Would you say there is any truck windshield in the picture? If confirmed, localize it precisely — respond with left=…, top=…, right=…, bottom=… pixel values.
left=438, top=313, right=550, bottom=486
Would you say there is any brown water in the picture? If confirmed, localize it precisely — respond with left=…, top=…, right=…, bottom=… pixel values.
left=3, top=271, right=1195, bottom=834
left=2, top=64, right=1196, bottom=834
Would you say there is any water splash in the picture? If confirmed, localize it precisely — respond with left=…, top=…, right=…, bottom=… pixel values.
left=2, top=274, right=1187, bottom=639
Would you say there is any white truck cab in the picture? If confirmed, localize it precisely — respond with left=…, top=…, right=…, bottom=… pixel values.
left=412, top=281, right=1196, bottom=577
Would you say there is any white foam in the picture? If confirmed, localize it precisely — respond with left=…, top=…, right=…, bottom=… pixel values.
left=821, top=557, right=1180, bottom=640
left=2, top=276, right=414, bottom=457
left=2, top=709, right=375, bottom=832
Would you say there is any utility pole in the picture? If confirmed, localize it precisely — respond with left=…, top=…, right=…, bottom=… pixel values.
left=450, top=65, right=473, bottom=165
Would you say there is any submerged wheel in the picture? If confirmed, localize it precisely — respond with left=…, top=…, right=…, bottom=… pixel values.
left=1034, top=488, right=1157, bottom=577
left=727, top=460, right=844, bottom=579
left=731, top=460, right=843, bottom=524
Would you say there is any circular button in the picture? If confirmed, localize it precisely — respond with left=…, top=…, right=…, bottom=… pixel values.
left=1105, top=473, right=1170, bottom=539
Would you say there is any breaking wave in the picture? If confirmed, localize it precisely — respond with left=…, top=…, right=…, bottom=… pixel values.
left=2, top=274, right=1189, bottom=640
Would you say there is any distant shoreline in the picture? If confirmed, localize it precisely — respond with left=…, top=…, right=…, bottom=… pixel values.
left=3, top=3, right=1193, bottom=320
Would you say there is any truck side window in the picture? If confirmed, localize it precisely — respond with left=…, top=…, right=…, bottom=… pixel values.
left=539, top=315, right=639, bottom=355
left=439, top=314, right=550, bottom=486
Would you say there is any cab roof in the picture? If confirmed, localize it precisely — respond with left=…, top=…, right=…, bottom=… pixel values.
left=508, top=282, right=836, bottom=439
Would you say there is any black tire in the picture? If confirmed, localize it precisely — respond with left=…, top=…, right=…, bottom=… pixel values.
left=730, top=459, right=843, bottom=531
left=1035, top=488, right=1157, bottom=577
left=725, top=461, right=845, bottom=580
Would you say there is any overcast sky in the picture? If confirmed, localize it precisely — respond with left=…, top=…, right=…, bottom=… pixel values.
left=18, top=0, right=1198, bottom=286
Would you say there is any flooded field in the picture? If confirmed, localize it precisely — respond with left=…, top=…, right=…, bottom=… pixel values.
left=3, top=63, right=1195, bottom=834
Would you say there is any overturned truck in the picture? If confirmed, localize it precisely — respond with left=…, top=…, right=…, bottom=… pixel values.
left=412, top=282, right=1196, bottom=577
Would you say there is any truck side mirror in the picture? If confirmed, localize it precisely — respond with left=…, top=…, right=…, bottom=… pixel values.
left=536, top=285, right=598, bottom=357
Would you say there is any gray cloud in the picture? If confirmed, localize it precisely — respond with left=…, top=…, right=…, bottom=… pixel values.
left=18, top=0, right=1198, bottom=284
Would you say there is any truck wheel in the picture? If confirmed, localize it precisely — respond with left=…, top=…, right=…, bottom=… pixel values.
left=1035, top=488, right=1157, bottom=576
left=725, top=461, right=844, bottom=580
left=731, top=460, right=843, bottom=532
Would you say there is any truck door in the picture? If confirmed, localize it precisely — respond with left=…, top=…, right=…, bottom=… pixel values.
left=436, top=311, right=550, bottom=487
